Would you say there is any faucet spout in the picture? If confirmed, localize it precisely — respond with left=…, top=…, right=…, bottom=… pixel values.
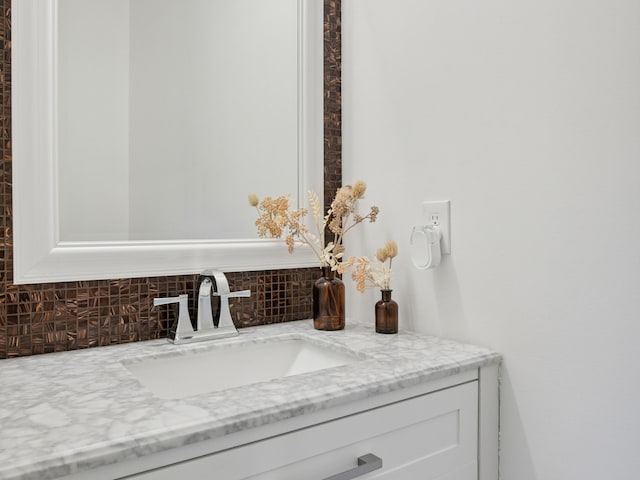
left=196, top=275, right=216, bottom=331
left=210, top=270, right=250, bottom=332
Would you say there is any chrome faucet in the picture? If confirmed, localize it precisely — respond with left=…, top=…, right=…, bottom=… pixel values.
left=196, top=274, right=216, bottom=331
left=153, top=270, right=250, bottom=344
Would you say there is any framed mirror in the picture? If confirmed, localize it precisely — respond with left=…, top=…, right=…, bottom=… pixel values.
left=12, top=0, right=323, bottom=284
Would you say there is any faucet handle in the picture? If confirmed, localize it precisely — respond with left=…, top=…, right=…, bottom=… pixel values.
left=214, top=289, right=251, bottom=298
left=153, top=294, right=194, bottom=340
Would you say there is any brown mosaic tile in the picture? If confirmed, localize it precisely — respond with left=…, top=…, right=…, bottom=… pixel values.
left=0, top=0, right=341, bottom=359
left=324, top=0, right=342, bottom=212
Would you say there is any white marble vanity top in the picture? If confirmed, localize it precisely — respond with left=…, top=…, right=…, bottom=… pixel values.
left=0, top=320, right=501, bottom=480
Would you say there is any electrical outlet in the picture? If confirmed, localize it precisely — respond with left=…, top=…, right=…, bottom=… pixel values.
left=422, top=200, right=451, bottom=254
left=428, top=212, right=442, bottom=226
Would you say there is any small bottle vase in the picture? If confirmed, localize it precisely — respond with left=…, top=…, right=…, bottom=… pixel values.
left=313, top=266, right=345, bottom=331
left=375, top=289, right=398, bottom=334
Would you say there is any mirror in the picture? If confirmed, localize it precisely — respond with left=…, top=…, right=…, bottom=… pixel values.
left=57, top=0, right=303, bottom=242
left=12, top=0, right=323, bottom=283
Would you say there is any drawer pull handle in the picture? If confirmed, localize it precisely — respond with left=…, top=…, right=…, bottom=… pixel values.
left=323, top=453, right=383, bottom=480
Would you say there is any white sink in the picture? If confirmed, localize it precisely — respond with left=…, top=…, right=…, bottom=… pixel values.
left=123, top=336, right=363, bottom=399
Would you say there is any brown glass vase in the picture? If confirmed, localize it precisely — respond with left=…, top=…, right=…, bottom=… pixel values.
left=375, top=289, right=398, bottom=334
left=313, top=266, right=345, bottom=330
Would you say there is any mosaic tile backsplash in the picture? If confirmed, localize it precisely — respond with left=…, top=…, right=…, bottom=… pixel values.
left=0, top=0, right=341, bottom=359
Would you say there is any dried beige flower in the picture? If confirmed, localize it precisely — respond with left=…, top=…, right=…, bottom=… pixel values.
left=336, top=256, right=355, bottom=275
left=345, top=241, right=398, bottom=291
left=285, top=235, right=295, bottom=254
left=351, top=180, right=367, bottom=200
left=249, top=180, right=379, bottom=268
left=308, top=190, right=322, bottom=223
left=369, top=206, right=379, bottom=222
left=351, top=260, right=368, bottom=293
left=254, top=195, right=290, bottom=238
left=330, top=187, right=353, bottom=220
left=384, top=240, right=398, bottom=259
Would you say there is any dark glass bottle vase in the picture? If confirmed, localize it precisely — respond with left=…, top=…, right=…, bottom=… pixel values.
left=313, top=266, right=345, bottom=331
left=375, top=289, right=398, bottom=334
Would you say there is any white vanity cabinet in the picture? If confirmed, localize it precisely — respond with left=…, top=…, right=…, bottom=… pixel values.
left=123, top=367, right=498, bottom=480
left=131, top=382, right=476, bottom=480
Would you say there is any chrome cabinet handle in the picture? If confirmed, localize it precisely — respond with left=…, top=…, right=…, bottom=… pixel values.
left=323, top=453, right=383, bottom=480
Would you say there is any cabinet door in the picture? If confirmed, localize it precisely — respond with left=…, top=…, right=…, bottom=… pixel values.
left=128, top=381, right=478, bottom=480
left=248, top=381, right=478, bottom=480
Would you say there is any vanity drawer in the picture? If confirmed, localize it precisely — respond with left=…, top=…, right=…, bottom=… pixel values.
left=129, top=381, right=478, bottom=480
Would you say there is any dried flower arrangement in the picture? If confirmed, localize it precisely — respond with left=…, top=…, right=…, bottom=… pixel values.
left=248, top=181, right=379, bottom=270
left=339, top=240, right=398, bottom=292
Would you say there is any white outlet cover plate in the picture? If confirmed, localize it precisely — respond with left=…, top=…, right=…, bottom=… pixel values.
left=422, top=200, right=451, bottom=254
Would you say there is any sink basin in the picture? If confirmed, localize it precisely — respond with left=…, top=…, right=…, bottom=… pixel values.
left=123, top=336, right=363, bottom=399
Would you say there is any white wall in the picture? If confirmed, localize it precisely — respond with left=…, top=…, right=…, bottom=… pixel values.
left=57, top=0, right=130, bottom=241
left=343, top=0, right=640, bottom=478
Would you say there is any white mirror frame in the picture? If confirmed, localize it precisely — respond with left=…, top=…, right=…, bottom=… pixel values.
left=12, top=0, right=324, bottom=284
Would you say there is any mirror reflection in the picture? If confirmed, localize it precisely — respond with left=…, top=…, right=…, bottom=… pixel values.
left=57, top=0, right=300, bottom=241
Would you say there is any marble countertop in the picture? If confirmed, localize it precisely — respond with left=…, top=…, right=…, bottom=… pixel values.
left=0, top=320, right=501, bottom=480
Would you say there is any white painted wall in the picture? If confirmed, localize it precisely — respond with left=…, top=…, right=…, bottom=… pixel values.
left=57, top=0, right=130, bottom=241
left=343, top=0, right=640, bottom=478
